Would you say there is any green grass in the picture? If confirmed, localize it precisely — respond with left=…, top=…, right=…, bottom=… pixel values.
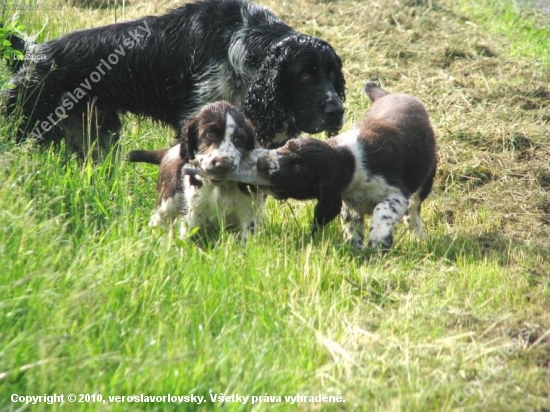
left=454, top=0, right=550, bottom=68
left=1, top=0, right=550, bottom=411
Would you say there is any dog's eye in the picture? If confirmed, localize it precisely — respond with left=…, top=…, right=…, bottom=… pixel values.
left=300, top=72, right=311, bottom=80
left=206, top=131, right=217, bottom=141
left=233, top=135, right=245, bottom=148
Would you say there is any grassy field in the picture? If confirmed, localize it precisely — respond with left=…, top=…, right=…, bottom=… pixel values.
left=1, top=0, right=549, bottom=411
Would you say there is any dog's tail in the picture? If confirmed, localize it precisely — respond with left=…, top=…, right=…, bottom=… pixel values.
left=364, top=81, right=389, bottom=102
left=126, top=149, right=169, bottom=165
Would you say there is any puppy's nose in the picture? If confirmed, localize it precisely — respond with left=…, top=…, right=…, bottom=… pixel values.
left=210, top=157, right=233, bottom=173
left=257, top=156, right=270, bottom=174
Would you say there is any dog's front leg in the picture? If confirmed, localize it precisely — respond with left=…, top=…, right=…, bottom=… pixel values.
left=368, top=193, right=408, bottom=251
left=341, top=204, right=365, bottom=248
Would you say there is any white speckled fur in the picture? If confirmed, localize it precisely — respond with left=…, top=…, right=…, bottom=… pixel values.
left=181, top=176, right=263, bottom=241
left=195, top=113, right=242, bottom=174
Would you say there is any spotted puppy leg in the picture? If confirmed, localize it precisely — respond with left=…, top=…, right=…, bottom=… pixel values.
left=368, top=194, right=408, bottom=250
left=238, top=202, right=256, bottom=244
left=341, top=204, right=365, bottom=248
left=239, top=193, right=265, bottom=243
left=239, top=219, right=256, bottom=243
left=403, top=192, right=426, bottom=239
left=181, top=207, right=205, bottom=241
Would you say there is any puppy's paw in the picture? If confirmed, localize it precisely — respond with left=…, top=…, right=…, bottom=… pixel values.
left=367, top=232, right=393, bottom=252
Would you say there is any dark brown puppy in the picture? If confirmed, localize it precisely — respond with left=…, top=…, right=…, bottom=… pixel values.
left=128, top=101, right=264, bottom=241
left=252, top=82, right=437, bottom=250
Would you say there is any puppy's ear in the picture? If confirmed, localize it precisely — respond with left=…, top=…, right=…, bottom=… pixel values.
left=179, top=117, right=199, bottom=161
left=243, top=43, right=289, bottom=148
left=312, top=178, right=343, bottom=236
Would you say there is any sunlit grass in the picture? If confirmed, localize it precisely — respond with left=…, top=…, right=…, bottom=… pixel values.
left=1, top=1, right=549, bottom=411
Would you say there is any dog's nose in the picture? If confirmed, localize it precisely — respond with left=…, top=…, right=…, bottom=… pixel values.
left=210, top=157, right=233, bottom=173
left=324, top=99, right=344, bottom=120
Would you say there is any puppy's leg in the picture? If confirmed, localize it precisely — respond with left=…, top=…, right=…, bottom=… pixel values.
left=368, top=193, right=408, bottom=250
left=179, top=180, right=210, bottom=243
left=403, top=192, right=426, bottom=239
left=240, top=219, right=256, bottom=243
left=149, top=193, right=184, bottom=227
left=150, top=154, right=186, bottom=227
left=179, top=217, right=190, bottom=239
left=341, top=204, right=364, bottom=248
left=179, top=197, right=192, bottom=239
left=237, top=190, right=265, bottom=243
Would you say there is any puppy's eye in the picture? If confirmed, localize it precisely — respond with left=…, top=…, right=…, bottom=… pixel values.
left=206, top=131, right=217, bottom=141
left=290, top=158, right=304, bottom=175
left=233, top=135, right=245, bottom=148
left=300, top=72, right=311, bottom=80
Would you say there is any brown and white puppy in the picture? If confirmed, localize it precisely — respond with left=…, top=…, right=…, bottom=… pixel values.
left=250, top=82, right=437, bottom=250
left=128, top=101, right=264, bottom=241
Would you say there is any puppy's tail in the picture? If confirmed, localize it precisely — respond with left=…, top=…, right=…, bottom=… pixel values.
left=126, top=149, right=168, bottom=165
left=364, top=81, right=389, bottom=102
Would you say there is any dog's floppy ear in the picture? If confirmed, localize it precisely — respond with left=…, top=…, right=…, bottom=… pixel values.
left=312, top=177, right=343, bottom=236
left=243, top=42, right=290, bottom=148
left=179, top=116, right=199, bottom=161
left=326, top=50, right=346, bottom=138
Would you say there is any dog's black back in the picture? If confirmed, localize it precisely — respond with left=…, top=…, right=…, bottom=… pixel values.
left=5, top=0, right=345, bottom=156
left=32, top=1, right=286, bottom=125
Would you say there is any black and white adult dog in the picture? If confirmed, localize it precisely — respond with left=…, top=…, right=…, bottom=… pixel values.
left=128, top=101, right=264, bottom=241
left=242, top=82, right=437, bottom=250
left=5, top=0, right=345, bottom=156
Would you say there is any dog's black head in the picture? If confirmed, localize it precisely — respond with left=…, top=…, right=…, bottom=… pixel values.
left=243, top=34, right=346, bottom=148
left=181, top=101, right=256, bottom=183
left=256, top=137, right=353, bottom=229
